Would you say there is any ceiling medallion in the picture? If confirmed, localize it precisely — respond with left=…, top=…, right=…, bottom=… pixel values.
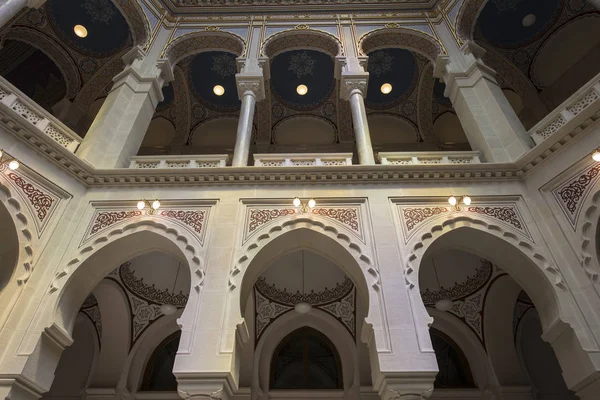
left=384, top=22, right=400, bottom=29
left=295, top=24, right=310, bottom=30
left=205, top=26, right=221, bottom=31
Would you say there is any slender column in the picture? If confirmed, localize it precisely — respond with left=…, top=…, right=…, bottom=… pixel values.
left=435, top=41, right=533, bottom=162
left=340, top=75, right=375, bottom=165
left=76, top=46, right=173, bottom=168
left=0, top=0, right=43, bottom=29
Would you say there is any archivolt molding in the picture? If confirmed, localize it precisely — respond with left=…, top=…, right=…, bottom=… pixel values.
left=261, top=28, right=343, bottom=58
left=417, top=63, right=437, bottom=143
left=0, top=180, right=35, bottom=286
left=112, top=0, right=151, bottom=48
left=358, top=27, right=443, bottom=62
left=164, top=31, right=246, bottom=68
left=456, top=0, right=487, bottom=42
left=403, top=215, right=564, bottom=291
left=579, top=187, right=600, bottom=281
left=3, top=26, right=81, bottom=99
left=50, top=220, right=205, bottom=295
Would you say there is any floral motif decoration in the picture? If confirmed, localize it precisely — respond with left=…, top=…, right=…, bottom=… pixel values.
left=368, top=50, right=394, bottom=77
left=467, top=206, right=522, bottom=230
left=248, top=208, right=296, bottom=233
left=288, top=51, right=316, bottom=78
left=106, top=262, right=189, bottom=349
left=211, top=53, right=237, bottom=78
left=403, top=207, right=449, bottom=232
left=422, top=260, right=506, bottom=347
left=80, top=293, right=102, bottom=348
left=160, top=210, right=205, bottom=234
left=311, top=207, right=359, bottom=232
left=7, top=173, right=55, bottom=222
left=82, top=0, right=115, bottom=24
left=554, top=163, right=600, bottom=228
left=254, top=276, right=355, bottom=344
left=90, top=211, right=142, bottom=235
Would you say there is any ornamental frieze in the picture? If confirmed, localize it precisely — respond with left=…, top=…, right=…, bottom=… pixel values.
left=552, top=162, right=600, bottom=230
left=254, top=276, right=355, bottom=344
left=0, top=166, right=60, bottom=236
left=84, top=205, right=210, bottom=246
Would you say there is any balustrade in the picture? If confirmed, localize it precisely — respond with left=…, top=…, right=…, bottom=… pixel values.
left=253, top=153, right=353, bottom=167
left=378, top=151, right=481, bottom=165
left=129, top=155, right=228, bottom=169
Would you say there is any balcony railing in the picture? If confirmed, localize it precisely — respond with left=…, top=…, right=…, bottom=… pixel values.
left=254, top=153, right=353, bottom=167
left=0, top=77, right=81, bottom=152
left=529, top=72, right=600, bottom=145
left=378, top=151, right=481, bottom=165
left=129, top=154, right=229, bottom=168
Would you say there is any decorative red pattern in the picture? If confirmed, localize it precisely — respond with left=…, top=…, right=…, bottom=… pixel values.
left=249, top=208, right=296, bottom=232
left=160, top=210, right=205, bottom=233
left=311, top=208, right=359, bottom=231
left=467, top=206, right=522, bottom=230
left=8, top=173, right=54, bottom=221
left=403, top=207, right=449, bottom=231
left=557, top=164, right=600, bottom=215
left=91, top=211, right=142, bottom=234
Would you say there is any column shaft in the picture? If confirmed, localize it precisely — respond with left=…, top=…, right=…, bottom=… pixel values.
left=232, top=91, right=256, bottom=167
left=349, top=90, right=375, bottom=165
left=0, top=0, right=26, bottom=28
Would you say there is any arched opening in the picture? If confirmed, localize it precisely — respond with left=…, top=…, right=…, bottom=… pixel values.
left=429, top=328, right=475, bottom=389
left=270, top=327, right=342, bottom=390
left=141, top=331, right=181, bottom=391
left=417, top=228, right=576, bottom=398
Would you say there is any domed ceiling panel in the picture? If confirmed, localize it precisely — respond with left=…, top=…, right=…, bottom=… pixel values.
left=366, top=48, right=418, bottom=109
left=477, top=0, right=562, bottom=48
left=46, top=0, right=130, bottom=57
left=270, top=50, right=334, bottom=111
left=190, top=51, right=240, bottom=111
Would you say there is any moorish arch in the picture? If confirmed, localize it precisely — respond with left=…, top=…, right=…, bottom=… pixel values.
left=358, top=27, right=443, bottom=64
left=261, top=28, right=343, bottom=59
left=164, top=31, right=246, bottom=70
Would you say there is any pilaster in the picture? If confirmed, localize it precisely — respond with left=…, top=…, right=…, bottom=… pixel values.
left=76, top=46, right=174, bottom=169
left=434, top=41, right=533, bottom=162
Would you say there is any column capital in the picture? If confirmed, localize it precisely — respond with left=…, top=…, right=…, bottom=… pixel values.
left=235, top=75, right=265, bottom=101
left=340, top=75, right=368, bottom=100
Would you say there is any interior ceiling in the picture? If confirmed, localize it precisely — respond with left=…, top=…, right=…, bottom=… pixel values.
left=188, top=51, right=240, bottom=111
left=46, top=0, right=130, bottom=57
left=124, top=251, right=191, bottom=296
left=270, top=50, right=335, bottom=111
left=365, top=48, right=418, bottom=109
left=157, top=0, right=440, bottom=14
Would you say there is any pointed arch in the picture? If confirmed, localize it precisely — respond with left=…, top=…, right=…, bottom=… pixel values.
left=358, top=27, right=443, bottom=63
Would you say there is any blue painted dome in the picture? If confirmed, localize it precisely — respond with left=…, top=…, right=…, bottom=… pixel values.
left=190, top=51, right=240, bottom=111
left=365, top=48, right=417, bottom=109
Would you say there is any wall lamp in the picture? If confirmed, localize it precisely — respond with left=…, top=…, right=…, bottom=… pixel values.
left=137, top=199, right=160, bottom=214
left=0, top=149, right=20, bottom=171
left=293, top=197, right=316, bottom=213
left=448, top=195, right=471, bottom=211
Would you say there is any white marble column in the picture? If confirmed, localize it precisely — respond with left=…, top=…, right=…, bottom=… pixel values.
left=0, top=0, right=43, bottom=28
left=76, top=46, right=173, bottom=169
left=435, top=41, right=533, bottom=163
left=341, top=77, right=375, bottom=165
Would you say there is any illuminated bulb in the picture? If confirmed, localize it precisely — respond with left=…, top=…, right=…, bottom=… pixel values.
left=522, top=14, right=536, bottom=27
left=8, top=160, right=19, bottom=170
left=593, top=150, right=600, bottom=162
left=213, top=85, right=225, bottom=96
left=296, top=84, right=308, bottom=96
left=448, top=196, right=457, bottom=206
left=151, top=200, right=160, bottom=210
left=308, top=198, right=316, bottom=208
left=462, top=195, right=472, bottom=206
left=435, top=299, right=454, bottom=312
left=293, top=197, right=301, bottom=207
left=160, top=304, right=177, bottom=316
left=74, top=25, right=88, bottom=38
left=0, top=149, right=3, bottom=158
left=295, top=302, right=312, bottom=314
left=137, top=200, right=146, bottom=210
left=381, top=83, right=392, bottom=94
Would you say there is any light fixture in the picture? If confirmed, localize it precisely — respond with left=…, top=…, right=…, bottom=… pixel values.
left=295, top=250, right=312, bottom=314
left=296, top=84, right=308, bottom=96
left=431, top=256, right=453, bottom=312
left=448, top=195, right=472, bottom=211
left=293, top=197, right=316, bottom=213
left=213, top=85, right=225, bottom=96
left=136, top=199, right=161, bottom=214
left=593, top=150, right=600, bottom=162
left=0, top=149, right=20, bottom=171
left=381, top=83, right=392, bottom=94
left=74, top=25, right=88, bottom=38
left=522, top=14, right=536, bottom=27
left=161, top=261, right=182, bottom=316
